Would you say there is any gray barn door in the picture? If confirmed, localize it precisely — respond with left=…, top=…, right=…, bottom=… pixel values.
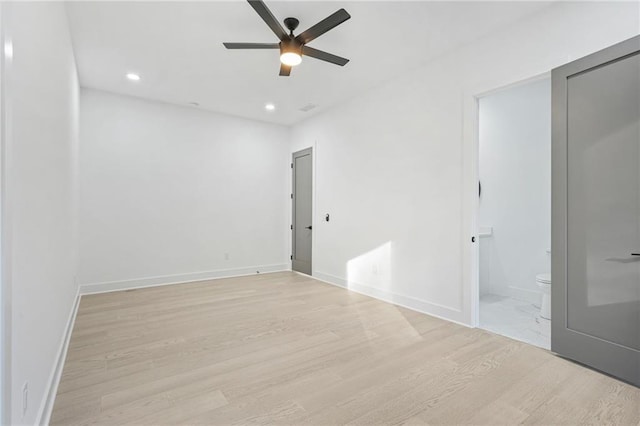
left=552, top=35, right=640, bottom=386
left=292, top=148, right=312, bottom=275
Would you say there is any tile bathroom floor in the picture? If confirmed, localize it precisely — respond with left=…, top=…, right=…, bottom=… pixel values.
left=479, top=294, right=550, bottom=350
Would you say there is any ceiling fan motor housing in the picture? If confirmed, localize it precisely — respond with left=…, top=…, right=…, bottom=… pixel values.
left=280, top=38, right=303, bottom=56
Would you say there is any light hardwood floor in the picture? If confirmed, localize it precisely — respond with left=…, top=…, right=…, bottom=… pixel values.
left=52, top=272, right=640, bottom=425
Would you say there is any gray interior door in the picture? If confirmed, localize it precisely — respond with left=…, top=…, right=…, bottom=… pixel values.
left=292, top=148, right=312, bottom=275
left=552, top=35, right=640, bottom=386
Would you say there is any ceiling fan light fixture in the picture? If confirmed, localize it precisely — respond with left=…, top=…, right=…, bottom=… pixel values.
left=280, top=51, right=302, bottom=66
left=279, top=39, right=303, bottom=66
left=223, top=0, right=351, bottom=76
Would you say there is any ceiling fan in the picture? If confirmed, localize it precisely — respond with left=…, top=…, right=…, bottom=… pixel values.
left=223, top=0, right=351, bottom=76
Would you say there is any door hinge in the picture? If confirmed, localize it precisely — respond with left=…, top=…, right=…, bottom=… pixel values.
left=290, top=224, right=293, bottom=230
left=291, top=193, right=293, bottom=199
left=290, top=255, right=293, bottom=260
left=291, top=163, right=293, bottom=169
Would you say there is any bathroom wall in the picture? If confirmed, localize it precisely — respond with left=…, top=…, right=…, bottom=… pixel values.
left=478, top=78, right=551, bottom=304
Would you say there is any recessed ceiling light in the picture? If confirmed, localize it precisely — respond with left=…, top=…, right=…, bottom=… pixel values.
left=265, top=103, right=275, bottom=111
left=126, top=73, right=141, bottom=81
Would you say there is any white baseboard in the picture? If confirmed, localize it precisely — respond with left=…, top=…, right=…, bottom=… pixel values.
left=35, top=287, right=81, bottom=426
left=79, top=264, right=290, bottom=295
left=312, top=271, right=471, bottom=328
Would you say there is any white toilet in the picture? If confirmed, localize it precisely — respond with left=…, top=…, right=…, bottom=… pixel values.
left=536, top=273, right=552, bottom=319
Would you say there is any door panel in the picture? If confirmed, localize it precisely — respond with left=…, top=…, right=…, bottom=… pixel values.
left=292, top=148, right=312, bottom=275
left=567, top=53, right=640, bottom=350
left=552, top=36, right=640, bottom=386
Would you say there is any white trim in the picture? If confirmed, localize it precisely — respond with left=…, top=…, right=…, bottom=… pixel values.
left=35, top=287, right=80, bottom=426
left=79, top=264, right=290, bottom=295
left=0, top=4, right=13, bottom=423
left=312, top=271, right=471, bottom=328
left=462, top=88, right=480, bottom=327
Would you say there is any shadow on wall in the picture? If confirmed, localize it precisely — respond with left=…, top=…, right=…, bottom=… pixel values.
left=347, top=241, right=393, bottom=293
left=345, top=240, right=431, bottom=344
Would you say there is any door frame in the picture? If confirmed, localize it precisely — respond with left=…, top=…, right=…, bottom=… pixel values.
left=291, top=147, right=313, bottom=275
left=0, top=3, right=12, bottom=423
left=551, top=35, right=640, bottom=385
left=0, top=3, right=11, bottom=423
left=463, top=72, right=551, bottom=327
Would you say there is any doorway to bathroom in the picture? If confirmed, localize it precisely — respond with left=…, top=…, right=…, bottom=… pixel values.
left=476, top=77, right=551, bottom=349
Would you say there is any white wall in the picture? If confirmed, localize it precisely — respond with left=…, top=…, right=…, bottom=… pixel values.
left=291, top=1, right=640, bottom=325
left=79, top=90, right=290, bottom=290
left=478, top=78, right=551, bottom=304
left=3, top=3, right=79, bottom=424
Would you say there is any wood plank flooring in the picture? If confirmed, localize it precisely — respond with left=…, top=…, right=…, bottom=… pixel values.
left=51, top=272, right=640, bottom=425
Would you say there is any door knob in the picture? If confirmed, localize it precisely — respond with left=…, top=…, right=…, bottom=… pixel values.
left=306, top=226, right=312, bottom=230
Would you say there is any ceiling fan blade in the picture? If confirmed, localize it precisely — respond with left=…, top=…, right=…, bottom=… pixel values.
left=247, top=0, right=289, bottom=41
left=302, top=46, right=349, bottom=66
left=223, top=42, right=280, bottom=49
left=279, top=63, right=292, bottom=76
left=295, top=8, right=350, bottom=45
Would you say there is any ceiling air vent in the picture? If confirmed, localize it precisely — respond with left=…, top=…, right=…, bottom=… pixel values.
left=299, top=104, right=317, bottom=112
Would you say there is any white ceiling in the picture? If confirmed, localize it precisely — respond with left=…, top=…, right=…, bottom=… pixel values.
left=66, top=1, right=554, bottom=126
